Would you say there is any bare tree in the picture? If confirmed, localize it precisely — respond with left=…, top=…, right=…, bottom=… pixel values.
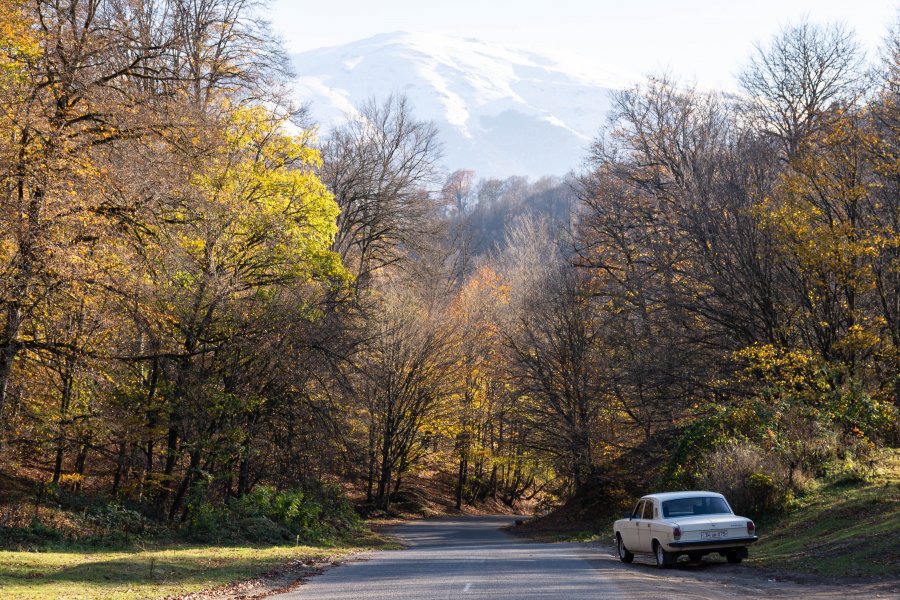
left=739, top=20, right=865, bottom=157
left=323, top=95, right=443, bottom=291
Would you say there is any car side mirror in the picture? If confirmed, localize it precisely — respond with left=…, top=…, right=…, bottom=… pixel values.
left=625, top=511, right=632, bottom=520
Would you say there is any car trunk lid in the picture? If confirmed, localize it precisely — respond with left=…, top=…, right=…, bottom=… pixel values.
left=673, top=515, right=748, bottom=541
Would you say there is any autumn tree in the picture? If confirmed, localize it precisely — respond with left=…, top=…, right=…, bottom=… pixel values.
left=443, top=169, right=476, bottom=216
left=0, top=0, right=178, bottom=432
left=450, top=263, right=546, bottom=508
left=363, top=284, right=457, bottom=511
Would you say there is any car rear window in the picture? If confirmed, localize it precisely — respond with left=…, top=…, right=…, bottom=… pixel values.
left=661, top=496, right=732, bottom=518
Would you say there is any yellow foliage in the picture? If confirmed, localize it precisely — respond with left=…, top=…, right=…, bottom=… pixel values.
left=734, top=343, right=817, bottom=389
left=183, top=104, right=347, bottom=285
left=0, top=0, right=39, bottom=73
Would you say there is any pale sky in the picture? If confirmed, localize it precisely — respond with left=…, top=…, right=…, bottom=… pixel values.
left=268, top=0, right=898, bottom=90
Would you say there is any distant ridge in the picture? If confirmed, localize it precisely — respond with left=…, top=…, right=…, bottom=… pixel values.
left=291, top=32, right=626, bottom=179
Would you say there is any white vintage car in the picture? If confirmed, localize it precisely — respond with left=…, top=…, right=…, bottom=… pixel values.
left=613, top=491, right=758, bottom=567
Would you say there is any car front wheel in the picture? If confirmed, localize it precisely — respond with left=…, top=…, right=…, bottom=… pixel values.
left=616, top=534, right=634, bottom=563
left=654, top=541, right=674, bottom=568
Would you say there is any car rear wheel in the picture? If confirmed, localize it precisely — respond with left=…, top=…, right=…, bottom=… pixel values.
left=688, top=552, right=703, bottom=562
left=726, top=551, right=743, bottom=564
left=654, top=541, right=674, bottom=568
left=616, top=534, right=634, bottom=563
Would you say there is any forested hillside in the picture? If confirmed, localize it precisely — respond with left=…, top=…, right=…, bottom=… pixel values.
left=0, top=0, right=897, bottom=547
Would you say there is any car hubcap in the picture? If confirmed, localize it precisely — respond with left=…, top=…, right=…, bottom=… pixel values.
left=618, top=540, right=624, bottom=557
left=656, top=546, right=663, bottom=564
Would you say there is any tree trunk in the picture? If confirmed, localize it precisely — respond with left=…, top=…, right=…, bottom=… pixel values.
left=237, top=436, right=251, bottom=496
left=366, top=418, right=376, bottom=503
left=154, top=419, right=180, bottom=517
left=1, top=182, right=41, bottom=428
left=52, top=445, right=65, bottom=484
left=455, top=455, right=468, bottom=510
left=73, top=443, right=88, bottom=491
left=170, top=447, right=201, bottom=521
left=376, top=458, right=392, bottom=511
left=0, top=306, right=22, bottom=425
left=393, top=470, right=403, bottom=497
left=51, top=365, right=75, bottom=484
left=111, top=439, right=128, bottom=496
left=488, top=464, right=498, bottom=500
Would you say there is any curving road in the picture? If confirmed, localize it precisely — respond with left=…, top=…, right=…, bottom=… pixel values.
left=272, top=516, right=898, bottom=600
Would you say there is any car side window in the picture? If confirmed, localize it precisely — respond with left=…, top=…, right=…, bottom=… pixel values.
left=642, top=501, right=655, bottom=520
left=632, top=500, right=644, bottom=519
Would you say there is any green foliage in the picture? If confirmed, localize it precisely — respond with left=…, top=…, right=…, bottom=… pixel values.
left=238, top=486, right=322, bottom=533
left=234, top=516, right=290, bottom=544
left=0, top=519, right=64, bottom=549
left=184, top=480, right=359, bottom=544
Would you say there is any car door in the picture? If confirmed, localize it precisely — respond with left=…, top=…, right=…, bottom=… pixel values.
left=622, top=500, right=645, bottom=550
left=635, top=499, right=656, bottom=552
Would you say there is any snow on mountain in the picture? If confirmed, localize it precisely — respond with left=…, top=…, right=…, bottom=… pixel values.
left=291, top=32, right=627, bottom=179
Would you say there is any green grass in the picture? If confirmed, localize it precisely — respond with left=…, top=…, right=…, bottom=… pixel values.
left=749, top=449, right=900, bottom=577
left=0, top=528, right=396, bottom=599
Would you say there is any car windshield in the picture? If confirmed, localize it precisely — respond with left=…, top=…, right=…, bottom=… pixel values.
left=661, top=496, right=732, bottom=518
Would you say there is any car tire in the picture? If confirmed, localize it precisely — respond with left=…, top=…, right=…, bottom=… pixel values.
left=616, top=534, right=634, bottom=563
left=688, top=552, right=703, bottom=562
left=726, top=551, right=743, bottom=564
left=654, top=541, right=674, bottom=568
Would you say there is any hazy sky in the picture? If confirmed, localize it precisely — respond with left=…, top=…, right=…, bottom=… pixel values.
left=269, top=0, right=898, bottom=90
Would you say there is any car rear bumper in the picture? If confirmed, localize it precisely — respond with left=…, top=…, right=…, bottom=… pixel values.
left=668, top=535, right=758, bottom=549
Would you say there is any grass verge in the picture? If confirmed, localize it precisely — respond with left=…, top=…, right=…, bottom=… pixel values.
left=749, top=449, right=900, bottom=577
left=0, top=527, right=396, bottom=599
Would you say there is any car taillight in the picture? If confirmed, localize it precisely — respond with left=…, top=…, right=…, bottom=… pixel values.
left=673, top=525, right=681, bottom=540
left=747, top=521, right=755, bottom=535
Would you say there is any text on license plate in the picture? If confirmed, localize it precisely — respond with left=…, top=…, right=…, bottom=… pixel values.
left=700, top=530, right=728, bottom=540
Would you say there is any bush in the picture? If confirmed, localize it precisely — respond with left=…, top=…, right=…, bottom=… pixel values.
left=80, top=503, right=151, bottom=535
left=233, top=481, right=359, bottom=542
left=695, top=441, right=794, bottom=517
left=0, top=518, right=64, bottom=549
left=236, top=516, right=292, bottom=543
left=184, top=479, right=359, bottom=544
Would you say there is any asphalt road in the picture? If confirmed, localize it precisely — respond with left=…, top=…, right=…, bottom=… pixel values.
left=272, top=516, right=898, bottom=600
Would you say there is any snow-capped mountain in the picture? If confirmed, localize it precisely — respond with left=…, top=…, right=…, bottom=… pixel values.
left=291, top=32, right=627, bottom=179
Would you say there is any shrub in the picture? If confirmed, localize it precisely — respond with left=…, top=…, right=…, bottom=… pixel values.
left=695, top=441, right=793, bottom=517
left=0, top=518, right=64, bottom=549
left=80, top=504, right=151, bottom=535
left=184, top=480, right=234, bottom=542
left=233, top=481, right=358, bottom=542
left=236, top=516, right=292, bottom=543
left=184, top=479, right=359, bottom=543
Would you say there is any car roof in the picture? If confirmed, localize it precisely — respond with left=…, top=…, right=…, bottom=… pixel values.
left=640, top=491, right=726, bottom=502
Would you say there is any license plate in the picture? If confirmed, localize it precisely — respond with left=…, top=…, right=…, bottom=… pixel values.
left=700, top=530, right=728, bottom=540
